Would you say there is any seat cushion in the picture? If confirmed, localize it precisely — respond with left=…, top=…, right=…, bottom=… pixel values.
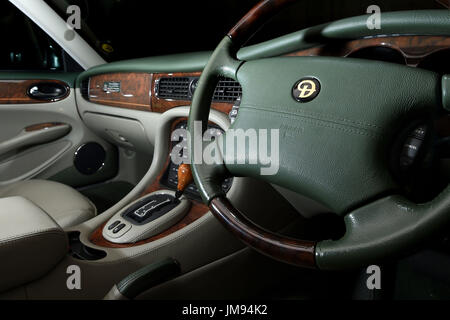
left=0, top=197, right=68, bottom=292
left=0, top=180, right=96, bottom=228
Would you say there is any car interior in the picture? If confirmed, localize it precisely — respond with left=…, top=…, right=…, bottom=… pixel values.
left=1, top=0, right=450, bottom=301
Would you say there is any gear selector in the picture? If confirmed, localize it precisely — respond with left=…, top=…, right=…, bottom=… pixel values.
left=102, top=190, right=190, bottom=244
left=123, top=194, right=180, bottom=225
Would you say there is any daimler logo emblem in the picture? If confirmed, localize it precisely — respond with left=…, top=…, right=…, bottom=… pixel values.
left=292, top=78, right=321, bottom=102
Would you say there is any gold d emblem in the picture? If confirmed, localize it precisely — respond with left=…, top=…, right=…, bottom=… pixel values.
left=297, top=80, right=317, bottom=99
left=292, top=78, right=321, bottom=102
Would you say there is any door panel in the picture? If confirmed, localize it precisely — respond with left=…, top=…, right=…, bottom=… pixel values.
left=0, top=2, right=116, bottom=187
left=0, top=123, right=71, bottom=156
left=0, top=73, right=118, bottom=187
left=0, top=140, right=71, bottom=183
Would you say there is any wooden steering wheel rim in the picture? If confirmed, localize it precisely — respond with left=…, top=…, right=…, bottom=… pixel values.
left=210, top=197, right=317, bottom=268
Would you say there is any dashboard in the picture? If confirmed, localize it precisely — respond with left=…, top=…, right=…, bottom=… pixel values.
left=78, top=35, right=450, bottom=155
left=76, top=19, right=450, bottom=249
left=80, top=35, right=450, bottom=117
left=78, top=33, right=450, bottom=189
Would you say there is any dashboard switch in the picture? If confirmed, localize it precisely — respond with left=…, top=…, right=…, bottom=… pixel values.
left=400, top=125, right=427, bottom=170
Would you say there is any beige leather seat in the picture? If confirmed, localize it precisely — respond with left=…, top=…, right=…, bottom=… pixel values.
left=0, top=180, right=96, bottom=228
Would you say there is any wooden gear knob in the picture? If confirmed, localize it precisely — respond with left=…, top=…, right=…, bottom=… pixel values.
left=177, top=163, right=193, bottom=194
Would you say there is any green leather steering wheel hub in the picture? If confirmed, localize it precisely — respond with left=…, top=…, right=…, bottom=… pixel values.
left=188, top=0, right=449, bottom=270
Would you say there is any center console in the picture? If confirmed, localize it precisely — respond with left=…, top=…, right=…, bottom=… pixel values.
left=100, top=119, right=233, bottom=245
left=102, top=190, right=190, bottom=244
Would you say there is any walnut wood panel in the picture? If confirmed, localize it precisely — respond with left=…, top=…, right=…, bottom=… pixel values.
left=89, top=73, right=152, bottom=111
left=0, top=79, right=69, bottom=104
left=25, top=122, right=67, bottom=132
left=151, top=72, right=234, bottom=115
left=210, top=197, right=316, bottom=268
left=287, top=35, right=450, bottom=66
left=89, top=118, right=210, bottom=248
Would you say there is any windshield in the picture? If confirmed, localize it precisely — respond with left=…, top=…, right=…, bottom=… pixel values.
left=45, top=0, right=444, bottom=62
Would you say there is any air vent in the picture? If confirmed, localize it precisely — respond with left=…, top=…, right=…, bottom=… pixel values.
left=214, top=78, right=242, bottom=102
left=156, top=77, right=190, bottom=100
left=156, top=76, right=242, bottom=102
left=81, top=78, right=90, bottom=100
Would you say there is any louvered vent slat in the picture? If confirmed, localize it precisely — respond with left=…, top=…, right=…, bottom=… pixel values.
left=156, top=76, right=242, bottom=103
left=213, top=77, right=242, bottom=102
left=157, top=77, right=190, bottom=100
left=81, top=78, right=90, bottom=100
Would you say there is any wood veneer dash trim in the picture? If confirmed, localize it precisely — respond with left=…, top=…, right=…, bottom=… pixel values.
left=88, top=72, right=152, bottom=111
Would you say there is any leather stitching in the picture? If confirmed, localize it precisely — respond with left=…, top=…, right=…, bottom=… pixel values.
left=243, top=103, right=383, bottom=131
left=240, top=107, right=381, bottom=139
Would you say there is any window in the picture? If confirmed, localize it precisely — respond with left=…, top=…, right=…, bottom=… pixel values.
left=0, top=1, right=82, bottom=72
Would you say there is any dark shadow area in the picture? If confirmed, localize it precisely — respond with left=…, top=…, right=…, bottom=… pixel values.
left=79, top=180, right=135, bottom=214
left=43, top=0, right=442, bottom=61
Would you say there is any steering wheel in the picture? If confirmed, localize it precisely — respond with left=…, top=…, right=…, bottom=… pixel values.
left=188, top=0, right=450, bottom=270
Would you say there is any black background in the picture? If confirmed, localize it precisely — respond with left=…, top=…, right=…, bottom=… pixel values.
left=45, top=0, right=443, bottom=61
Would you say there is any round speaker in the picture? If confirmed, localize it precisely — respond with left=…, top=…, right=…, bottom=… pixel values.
left=74, top=142, right=106, bottom=175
